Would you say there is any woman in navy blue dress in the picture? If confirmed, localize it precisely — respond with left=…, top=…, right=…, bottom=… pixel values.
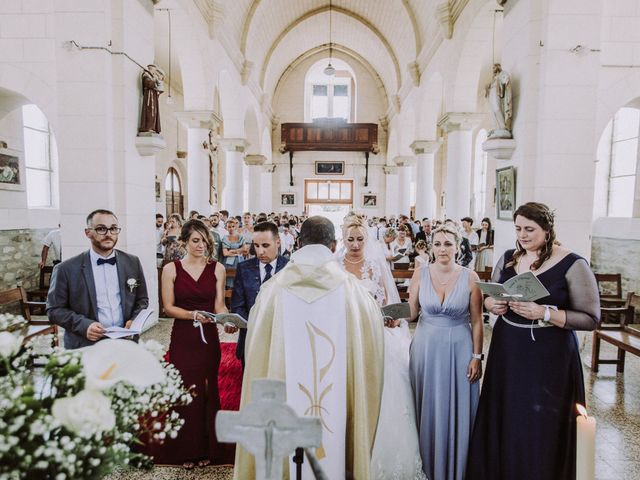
left=467, top=202, right=600, bottom=480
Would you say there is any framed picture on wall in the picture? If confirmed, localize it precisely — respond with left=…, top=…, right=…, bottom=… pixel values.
left=496, top=166, right=516, bottom=219
left=362, top=193, right=377, bottom=208
left=0, top=148, right=25, bottom=191
left=315, top=161, right=344, bottom=175
left=281, top=192, right=296, bottom=207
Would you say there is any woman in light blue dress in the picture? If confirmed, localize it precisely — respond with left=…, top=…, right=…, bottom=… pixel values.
left=408, top=224, right=484, bottom=480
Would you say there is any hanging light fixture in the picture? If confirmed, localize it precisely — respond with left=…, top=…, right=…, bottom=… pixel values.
left=323, top=0, right=335, bottom=76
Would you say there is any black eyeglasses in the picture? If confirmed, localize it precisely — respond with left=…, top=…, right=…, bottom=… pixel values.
left=89, top=226, right=122, bottom=235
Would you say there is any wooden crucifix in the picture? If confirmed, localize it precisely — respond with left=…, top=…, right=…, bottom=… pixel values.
left=216, top=379, right=323, bottom=480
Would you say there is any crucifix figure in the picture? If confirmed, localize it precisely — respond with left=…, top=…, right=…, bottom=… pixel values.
left=216, top=379, right=324, bottom=480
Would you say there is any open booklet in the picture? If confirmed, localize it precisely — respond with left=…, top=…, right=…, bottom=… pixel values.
left=475, top=270, right=550, bottom=302
left=104, top=307, right=154, bottom=339
left=381, top=302, right=411, bottom=321
left=197, top=311, right=248, bottom=329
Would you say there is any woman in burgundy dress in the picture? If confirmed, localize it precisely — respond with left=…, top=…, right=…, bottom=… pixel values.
left=152, top=219, right=237, bottom=468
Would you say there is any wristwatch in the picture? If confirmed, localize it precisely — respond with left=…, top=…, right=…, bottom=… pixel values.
left=542, top=305, right=551, bottom=324
left=472, top=353, right=484, bottom=361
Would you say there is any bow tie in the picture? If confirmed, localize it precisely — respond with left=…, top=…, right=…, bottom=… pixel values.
left=97, top=257, right=117, bottom=266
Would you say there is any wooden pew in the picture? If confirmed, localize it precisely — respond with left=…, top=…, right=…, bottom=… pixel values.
left=27, top=265, right=54, bottom=314
left=0, top=286, right=58, bottom=346
left=591, top=292, right=640, bottom=373
left=392, top=268, right=414, bottom=300
left=595, top=273, right=625, bottom=325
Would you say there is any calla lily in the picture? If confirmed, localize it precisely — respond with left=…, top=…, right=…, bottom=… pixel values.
left=81, top=339, right=166, bottom=390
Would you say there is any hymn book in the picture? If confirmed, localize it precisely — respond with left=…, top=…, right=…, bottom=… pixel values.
left=381, top=302, right=411, bottom=321
left=104, top=307, right=154, bottom=338
left=475, top=271, right=550, bottom=302
left=197, top=311, right=248, bottom=329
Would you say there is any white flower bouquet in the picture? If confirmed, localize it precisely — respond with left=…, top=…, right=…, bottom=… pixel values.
left=0, top=314, right=192, bottom=479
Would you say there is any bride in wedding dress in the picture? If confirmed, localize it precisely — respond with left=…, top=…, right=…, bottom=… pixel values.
left=337, top=215, right=426, bottom=480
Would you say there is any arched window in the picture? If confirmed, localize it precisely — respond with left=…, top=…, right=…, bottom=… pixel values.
left=304, top=58, right=356, bottom=122
left=594, top=107, right=640, bottom=217
left=472, top=129, right=488, bottom=220
left=165, top=167, right=183, bottom=218
left=23, top=104, right=57, bottom=208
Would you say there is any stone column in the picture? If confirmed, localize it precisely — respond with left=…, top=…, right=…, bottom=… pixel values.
left=219, top=138, right=248, bottom=216
left=438, top=113, right=483, bottom=220
left=411, top=140, right=441, bottom=220
left=175, top=111, right=220, bottom=216
left=393, top=156, right=415, bottom=215
left=382, top=166, right=398, bottom=218
left=245, top=155, right=266, bottom=213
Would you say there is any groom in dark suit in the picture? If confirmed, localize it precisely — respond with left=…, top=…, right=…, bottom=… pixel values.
left=47, top=209, right=149, bottom=349
left=231, top=221, right=288, bottom=369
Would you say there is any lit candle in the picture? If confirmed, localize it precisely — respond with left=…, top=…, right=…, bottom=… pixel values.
left=576, top=404, right=596, bottom=480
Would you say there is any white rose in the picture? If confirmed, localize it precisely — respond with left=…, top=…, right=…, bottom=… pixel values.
left=51, top=390, right=116, bottom=437
left=0, top=331, right=22, bottom=358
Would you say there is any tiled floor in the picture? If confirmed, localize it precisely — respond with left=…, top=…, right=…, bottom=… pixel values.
left=106, top=322, right=640, bottom=480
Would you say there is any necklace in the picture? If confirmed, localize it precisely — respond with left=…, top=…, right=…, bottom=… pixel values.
left=343, top=255, right=364, bottom=265
left=431, top=266, right=455, bottom=285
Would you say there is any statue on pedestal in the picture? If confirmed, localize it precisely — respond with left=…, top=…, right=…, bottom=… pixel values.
left=486, top=63, right=513, bottom=139
left=138, top=64, right=165, bottom=135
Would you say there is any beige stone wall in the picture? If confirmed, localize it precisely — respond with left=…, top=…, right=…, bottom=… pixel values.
left=0, top=228, right=50, bottom=293
left=591, top=237, right=640, bottom=297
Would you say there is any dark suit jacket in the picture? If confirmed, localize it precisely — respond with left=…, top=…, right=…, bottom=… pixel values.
left=46, top=249, right=149, bottom=349
left=232, top=255, right=288, bottom=365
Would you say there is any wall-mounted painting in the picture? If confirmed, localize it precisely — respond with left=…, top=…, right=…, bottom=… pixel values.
left=280, top=192, right=296, bottom=206
left=496, top=166, right=516, bottom=219
left=315, top=161, right=344, bottom=175
left=362, top=193, right=377, bottom=207
left=0, top=148, right=25, bottom=191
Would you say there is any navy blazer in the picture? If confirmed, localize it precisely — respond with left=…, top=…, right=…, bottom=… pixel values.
left=232, top=255, right=288, bottom=365
left=46, top=249, right=149, bottom=349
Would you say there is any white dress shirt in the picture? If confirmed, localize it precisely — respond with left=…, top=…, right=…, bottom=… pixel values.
left=89, top=249, right=124, bottom=328
left=259, top=258, right=279, bottom=283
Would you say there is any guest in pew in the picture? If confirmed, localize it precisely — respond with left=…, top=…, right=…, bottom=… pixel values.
left=413, top=240, right=430, bottom=268
left=231, top=221, right=288, bottom=370
left=467, top=202, right=600, bottom=480
left=221, top=218, right=247, bottom=287
left=161, top=213, right=185, bottom=266
left=474, top=217, right=494, bottom=272
left=46, top=209, right=148, bottom=349
left=147, top=219, right=237, bottom=469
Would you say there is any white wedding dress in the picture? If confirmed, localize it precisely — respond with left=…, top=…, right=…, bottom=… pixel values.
left=337, top=250, right=427, bottom=480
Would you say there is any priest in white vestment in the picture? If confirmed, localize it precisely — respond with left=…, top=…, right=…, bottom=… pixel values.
left=234, top=216, right=385, bottom=480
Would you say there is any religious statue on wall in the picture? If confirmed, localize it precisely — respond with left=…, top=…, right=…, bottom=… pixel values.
left=207, top=130, right=219, bottom=207
left=486, top=63, right=513, bottom=139
left=138, top=64, right=165, bottom=135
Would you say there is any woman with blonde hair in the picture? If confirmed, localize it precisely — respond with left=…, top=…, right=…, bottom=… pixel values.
left=337, top=216, right=425, bottom=479
left=408, top=224, right=483, bottom=480
left=161, top=213, right=185, bottom=266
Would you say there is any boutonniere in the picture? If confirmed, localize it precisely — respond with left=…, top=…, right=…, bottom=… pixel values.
left=126, top=278, right=140, bottom=293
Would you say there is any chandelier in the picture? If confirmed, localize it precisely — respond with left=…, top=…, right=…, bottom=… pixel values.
left=323, top=0, right=335, bottom=76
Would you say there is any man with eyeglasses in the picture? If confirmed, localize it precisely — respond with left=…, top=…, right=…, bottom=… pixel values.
left=46, top=209, right=149, bottom=349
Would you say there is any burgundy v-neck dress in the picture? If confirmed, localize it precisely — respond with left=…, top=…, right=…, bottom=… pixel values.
left=150, top=260, right=224, bottom=465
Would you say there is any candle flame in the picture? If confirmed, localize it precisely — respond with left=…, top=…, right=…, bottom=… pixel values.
left=576, top=403, right=588, bottom=418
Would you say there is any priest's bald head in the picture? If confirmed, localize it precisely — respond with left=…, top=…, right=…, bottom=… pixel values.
left=298, top=215, right=337, bottom=252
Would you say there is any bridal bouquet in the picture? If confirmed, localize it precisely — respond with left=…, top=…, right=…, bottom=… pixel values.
left=0, top=313, right=192, bottom=479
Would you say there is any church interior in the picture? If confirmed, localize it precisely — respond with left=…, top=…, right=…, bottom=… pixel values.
left=1, top=0, right=640, bottom=478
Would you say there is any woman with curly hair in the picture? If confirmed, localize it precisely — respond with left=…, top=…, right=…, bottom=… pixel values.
left=467, top=202, right=600, bottom=480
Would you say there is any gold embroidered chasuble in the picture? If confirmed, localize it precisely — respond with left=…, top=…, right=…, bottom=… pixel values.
left=233, top=245, right=385, bottom=479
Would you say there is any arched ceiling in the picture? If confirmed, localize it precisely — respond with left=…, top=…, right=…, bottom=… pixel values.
left=219, top=0, right=427, bottom=98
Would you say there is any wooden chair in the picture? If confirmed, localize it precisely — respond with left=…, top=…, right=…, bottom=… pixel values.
left=592, top=292, right=640, bottom=373
left=595, top=273, right=625, bottom=325
left=0, top=286, right=58, bottom=346
left=26, top=265, right=54, bottom=314
left=224, top=268, right=237, bottom=309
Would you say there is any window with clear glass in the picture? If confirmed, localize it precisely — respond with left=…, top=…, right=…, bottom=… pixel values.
left=305, top=180, right=353, bottom=204
left=607, top=107, right=640, bottom=217
left=310, top=82, right=351, bottom=121
left=23, top=105, right=54, bottom=207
